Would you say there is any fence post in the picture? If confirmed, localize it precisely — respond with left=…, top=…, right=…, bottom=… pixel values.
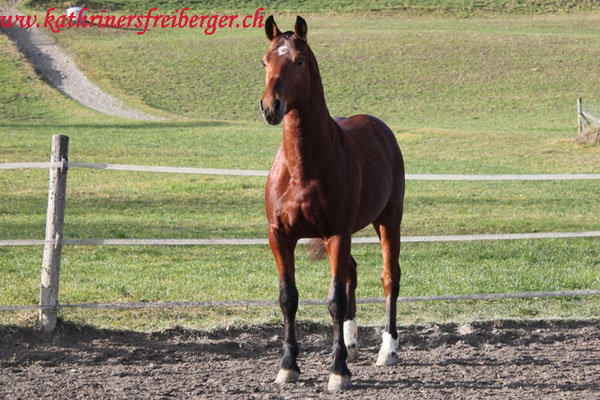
left=39, top=135, right=69, bottom=332
left=577, top=97, right=583, bottom=134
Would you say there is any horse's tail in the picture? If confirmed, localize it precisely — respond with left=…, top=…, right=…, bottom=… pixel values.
left=306, top=239, right=327, bottom=260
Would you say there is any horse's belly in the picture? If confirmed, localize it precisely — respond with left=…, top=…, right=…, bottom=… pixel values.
left=352, top=190, right=391, bottom=232
left=352, top=163, right=394, bottom=232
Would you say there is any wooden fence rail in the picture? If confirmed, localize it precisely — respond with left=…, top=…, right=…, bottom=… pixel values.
left=578, top=97, right=600, bottom=133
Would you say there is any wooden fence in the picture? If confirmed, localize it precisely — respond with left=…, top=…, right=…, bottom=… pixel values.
left=2, top=134, right=600, bottom=331
left=578, top=97, right=600, bottom=133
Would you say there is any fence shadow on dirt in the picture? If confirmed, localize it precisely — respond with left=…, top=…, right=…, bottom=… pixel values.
left=2, top=320, right=600, bottom=399
left=2, top=319, right=600, bottom=370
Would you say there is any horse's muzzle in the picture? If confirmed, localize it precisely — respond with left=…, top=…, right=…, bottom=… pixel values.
left=260, top=98, right=285, bottom=125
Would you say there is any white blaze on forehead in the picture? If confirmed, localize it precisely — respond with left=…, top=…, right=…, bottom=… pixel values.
left=277, top=45, right=290, bottom=56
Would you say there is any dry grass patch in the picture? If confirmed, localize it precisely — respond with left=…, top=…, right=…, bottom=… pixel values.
left=575, top=126, right=600, bottom=146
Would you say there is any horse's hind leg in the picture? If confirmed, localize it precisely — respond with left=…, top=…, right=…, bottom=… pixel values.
left=344, top=256, right=358, bottom=362
left=375, top=224, right=401, bottom=366
left=268, top=229, right=301, bottom=384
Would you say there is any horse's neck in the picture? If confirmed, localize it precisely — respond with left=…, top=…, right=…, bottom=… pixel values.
left=282, top=99, right=338, bottom=181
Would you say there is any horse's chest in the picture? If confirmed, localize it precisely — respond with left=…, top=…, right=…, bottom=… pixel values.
left=277, top=185, right=334, bottom=236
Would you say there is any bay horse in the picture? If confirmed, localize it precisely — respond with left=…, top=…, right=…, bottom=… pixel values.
left=260, top=16, right=405, bottom=391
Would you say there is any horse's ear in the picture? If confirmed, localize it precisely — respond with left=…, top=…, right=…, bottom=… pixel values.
left=294, top=16, right=307, bottom=41
left=265, top=16, right=281, bottom=41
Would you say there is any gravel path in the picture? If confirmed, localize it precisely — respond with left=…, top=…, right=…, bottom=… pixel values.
left=0, top=1, right=161, bottom=121
left=1, top=320, right=599, bottom=399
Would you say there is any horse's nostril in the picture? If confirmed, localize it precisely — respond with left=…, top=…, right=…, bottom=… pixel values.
left=274, top=99, right=281, bottom=111
left=259, top=99, right=264, bottom=111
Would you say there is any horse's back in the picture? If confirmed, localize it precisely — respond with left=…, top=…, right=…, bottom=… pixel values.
left=336, top=115, right=401, bottom=164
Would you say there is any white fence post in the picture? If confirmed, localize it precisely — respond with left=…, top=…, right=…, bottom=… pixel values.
left=578, top=97, right=583, bottom=133
left=39, top=135, right=69, bottom=332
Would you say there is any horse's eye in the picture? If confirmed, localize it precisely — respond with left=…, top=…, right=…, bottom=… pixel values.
left=297, top=57, right=304, bottom=66
left=261, top=60, right=266, bottom=67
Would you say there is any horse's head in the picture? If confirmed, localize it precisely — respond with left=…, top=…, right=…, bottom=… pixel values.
left=260, top=16, right=311, bottom=125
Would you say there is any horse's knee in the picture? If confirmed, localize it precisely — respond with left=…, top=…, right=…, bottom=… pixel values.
left=279, top=280, right=298, bottom=314
left=347, top=257, right=357, bottom=289
left=327, top=297, right=344, bottom=321
left=381, top=265, right=400, bottom=295
left=327, top=281, right=346, bottom=320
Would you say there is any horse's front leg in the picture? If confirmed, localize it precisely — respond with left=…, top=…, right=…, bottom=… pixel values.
left=268, top=228, right=300, bottom=384
left=324, top=233, right=352, bottom=391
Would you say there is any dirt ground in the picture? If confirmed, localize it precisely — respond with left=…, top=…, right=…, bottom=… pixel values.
left=1, top=319, right=599, bottom=399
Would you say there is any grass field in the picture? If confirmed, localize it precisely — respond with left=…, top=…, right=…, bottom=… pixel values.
left=20, top=12, right=600, bottom=133
left=1, top=1, right=599, bottom=330
left=22, top=0, right=600, bottom=14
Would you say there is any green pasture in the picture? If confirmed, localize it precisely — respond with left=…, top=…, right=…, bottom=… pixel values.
left=20, top=11, right=600, bottom=135
left=2, top=169, right=600, bottom=240
left=1, top=2, right=599, bottom=330
left=2, top=240, right=599, bottom=330
left=22, top=0, right=600, bottom=14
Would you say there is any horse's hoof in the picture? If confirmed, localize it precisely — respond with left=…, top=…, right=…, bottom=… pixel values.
left=327, top=374, right=352, bottom=391
left=376, top=331, right=398, bottom=366
left=346, top=344, right=359, bottom=363
left=275, top=369, right=300, bottom=384
left=376, top=351, right=398, bottom=366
